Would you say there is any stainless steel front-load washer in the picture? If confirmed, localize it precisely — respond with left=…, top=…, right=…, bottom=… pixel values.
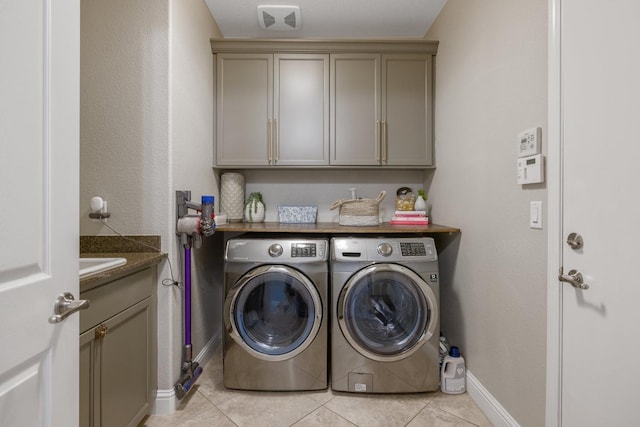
left=223, top=237, right=328, bottom=391
left=331, top=236, right=440, bottom=393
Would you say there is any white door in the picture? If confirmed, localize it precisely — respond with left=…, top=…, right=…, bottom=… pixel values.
left=0, top=0, right=80, bottom=426
left=549, top=0, right=640, bottom=425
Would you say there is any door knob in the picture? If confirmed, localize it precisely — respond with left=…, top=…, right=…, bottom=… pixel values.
left=48, top=292, right=90, bottom=324
left=558, top=269, right=589, bottom=290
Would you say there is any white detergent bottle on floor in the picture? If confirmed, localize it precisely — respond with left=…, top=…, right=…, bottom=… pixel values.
left=441, top=346, right=466, bottom=394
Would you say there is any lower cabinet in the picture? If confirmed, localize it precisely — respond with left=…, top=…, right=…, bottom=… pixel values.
left=80, top=268, right=155, bottom=427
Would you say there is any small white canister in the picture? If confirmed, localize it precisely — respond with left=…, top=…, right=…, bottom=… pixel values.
left=441, top=346, right=466, bottom=394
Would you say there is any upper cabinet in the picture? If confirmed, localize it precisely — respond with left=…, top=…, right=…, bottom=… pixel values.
left=216, top=53, right=329, bottom=166
left=382, top=54, right=433, bottom=166
left=212, top=40, right=438, bottom=169
left=330, top=53, right=433, bottom=166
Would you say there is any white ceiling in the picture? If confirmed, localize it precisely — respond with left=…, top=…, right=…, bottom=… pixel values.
left=204, top=0, right=448, bottom=39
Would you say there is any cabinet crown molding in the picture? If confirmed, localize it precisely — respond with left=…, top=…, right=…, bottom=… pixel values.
left=211, top=39, right=439, bottom=54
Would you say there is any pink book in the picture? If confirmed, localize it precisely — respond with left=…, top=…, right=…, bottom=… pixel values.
left=394, top=210, right=427, bottom=217
left=389, top=219, right=429, bottom=225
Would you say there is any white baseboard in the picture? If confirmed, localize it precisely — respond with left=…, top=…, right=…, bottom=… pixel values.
left=151, top=333, right=222, bottom=416
left=466, top=370, right=520, bottom=427
left=152, top=389, right=178, bottom=415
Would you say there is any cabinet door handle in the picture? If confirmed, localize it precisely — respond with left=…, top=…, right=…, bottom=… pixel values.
left=48, top=292, right=90, bottom=324
left=381, top=120, right=387, bottom=163
left=375, top=120, right=381, bottom=161
left=274, top=119, right=279, bottom=162
left=267, top=119, right=272, bottom=163
left=95, top=324, right=108, bottom=339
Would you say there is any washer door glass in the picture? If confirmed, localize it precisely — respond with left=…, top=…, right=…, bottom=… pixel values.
left=230, top=265, right=321, bottom=359
left=339, top=263, right=437, bottom=362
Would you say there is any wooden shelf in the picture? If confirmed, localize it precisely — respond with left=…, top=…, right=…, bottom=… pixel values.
left=215, top=221, right=460, bottom=234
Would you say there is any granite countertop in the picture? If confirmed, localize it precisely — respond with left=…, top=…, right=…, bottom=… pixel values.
left=80, top=235, right=165, bottom=292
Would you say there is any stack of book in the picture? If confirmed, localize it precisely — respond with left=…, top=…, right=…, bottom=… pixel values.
left=389, top=210, right=429, bottom=225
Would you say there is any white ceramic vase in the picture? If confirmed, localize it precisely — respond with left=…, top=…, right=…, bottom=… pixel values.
left=220, top=173, right=245, bottom=222
left=244, top=200, right=265, bottom=223
left=414, top=195, right=427, bottom=211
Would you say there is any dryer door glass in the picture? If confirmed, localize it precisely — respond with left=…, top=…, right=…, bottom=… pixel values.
left=340, top=264, right=434, bottom=359
left=232, top=266, right=320, bottom=357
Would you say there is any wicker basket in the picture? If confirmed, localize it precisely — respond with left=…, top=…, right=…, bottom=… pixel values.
left=329, top=191, right=386, bottom=226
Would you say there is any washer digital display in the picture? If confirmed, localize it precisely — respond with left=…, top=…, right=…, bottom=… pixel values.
left=291, top=243, right=316, bottom=257
left=400, top=242, right=426, bottom=256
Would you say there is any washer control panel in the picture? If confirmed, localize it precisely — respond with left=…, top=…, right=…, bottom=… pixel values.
left=377, top=242, right=393, bottom=257
left=226, top=239, right=328, bottom=263
left=400, top=242, right=427, bottom=257
left=291, top=242, right=317, bottom=257
left=268, top=243, right=283, bottom=257
left=332, top=237, right=437, bottom=262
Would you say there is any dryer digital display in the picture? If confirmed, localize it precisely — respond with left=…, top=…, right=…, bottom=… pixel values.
left=400, top=242, right=426, bottom=256
left=291, top=243, right=317, bottom=257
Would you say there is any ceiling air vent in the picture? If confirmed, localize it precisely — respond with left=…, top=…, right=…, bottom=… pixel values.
left=257, top=5, right=301, bottom=31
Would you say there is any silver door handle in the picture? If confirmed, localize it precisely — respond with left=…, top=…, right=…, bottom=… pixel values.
left=48, top=292, right=90, bottom=324
left=381, top=120, right=387, bottom=163
left=558, top=269, right=589, bottom=290
left=375, top=120, right=381, bottom=161
left=267, top=119, right=272, bottom=163
left=274, top=118, right=279, bottom=162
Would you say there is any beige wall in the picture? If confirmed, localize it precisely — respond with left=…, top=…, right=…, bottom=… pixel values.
left=80, top=0, right=170, bottom=236
left=426, top=1, right=547, bottom=425
left=80, top=0, right=220, bottom=409
left=169, top=0, right=223, bottom=394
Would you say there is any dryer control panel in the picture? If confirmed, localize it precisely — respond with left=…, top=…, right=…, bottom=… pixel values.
left=291, top=242, right=318, bottom=257
left=332, top=237, right=437, bottom=262
left=226, top=238, right=328, bottom=263
left=400, top=242, right=428, bottom=257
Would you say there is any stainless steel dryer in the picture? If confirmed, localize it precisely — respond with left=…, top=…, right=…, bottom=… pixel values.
left=223, top=237, right=328, bottom=391
left=331, top=236, right=440, bottom=393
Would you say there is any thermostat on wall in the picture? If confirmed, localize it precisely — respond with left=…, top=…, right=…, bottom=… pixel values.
left=517, top=154, right=544, bottom=184
left=517, top=127, right=541, bottom=158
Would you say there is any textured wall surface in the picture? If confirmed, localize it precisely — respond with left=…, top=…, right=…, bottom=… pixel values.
left=426, top=1, right=548, bottom=425
left=80, top=0, right=220, bottom=411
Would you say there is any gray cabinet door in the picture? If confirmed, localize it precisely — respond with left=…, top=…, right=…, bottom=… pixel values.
left=79, top=268, right=154, bottom=427
left=274, top=54, right=329, bottom=166
left=99, top=298, right=152, bottom=427
left=331, top=53, right=433, bottom=167
left=330, top=53, right=381, bottom=165
left=216, top=54, right=273, bottom=166
left=216, top=53, right=329, bottom=167
left=382, top=54, right=433, bottom=166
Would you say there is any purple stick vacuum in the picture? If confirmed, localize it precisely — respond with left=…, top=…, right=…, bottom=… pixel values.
left=174, top=245, right=203, bottom=399
left=174, top=192, right=215, bottom=400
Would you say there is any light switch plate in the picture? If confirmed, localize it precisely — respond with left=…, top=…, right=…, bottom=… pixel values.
left=530, top=201, right=543, bottom=229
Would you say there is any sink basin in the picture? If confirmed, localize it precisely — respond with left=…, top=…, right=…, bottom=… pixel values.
left=79, top=257, right=127, bottom=278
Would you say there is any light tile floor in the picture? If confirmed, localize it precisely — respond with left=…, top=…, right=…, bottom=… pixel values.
left=140, top=351, right=493, bottom=427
